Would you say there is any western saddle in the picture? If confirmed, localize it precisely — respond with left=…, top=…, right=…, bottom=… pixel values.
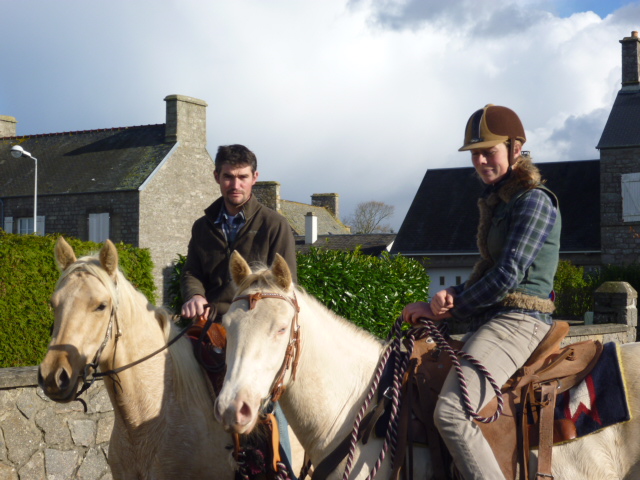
left=395, top=320, right=603, bottom=480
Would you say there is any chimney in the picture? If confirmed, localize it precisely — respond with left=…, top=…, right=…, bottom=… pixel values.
left=311, top=193, right=340, bottom=219
left=164, top=95, right=208, bottom=144
left=620, top=31, right=640, bottom=89
left=0, top=116, right=17, bottom=138
left=252, top=181, right=281, bottom=211
left=305, top=212, right=317, bottom=244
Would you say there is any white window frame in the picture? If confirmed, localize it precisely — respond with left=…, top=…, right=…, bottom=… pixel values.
left=16, top=216, right=44, bottom=235
left=89, top=213, right=110, bottom=243
left=622, top=172, right=640, bottom=222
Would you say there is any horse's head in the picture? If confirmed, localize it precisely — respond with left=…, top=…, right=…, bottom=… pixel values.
left=38, top=237, right=120, bottom=402
left=215, top=251, right=299, bottom=434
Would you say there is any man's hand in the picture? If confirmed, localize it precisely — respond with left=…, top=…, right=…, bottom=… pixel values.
left=402, top=301, right=452, bottom=325
left=181, top=295, right=209, bottom=319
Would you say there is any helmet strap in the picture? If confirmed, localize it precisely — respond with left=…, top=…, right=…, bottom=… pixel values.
left=508, top=139, right=515, bottom=166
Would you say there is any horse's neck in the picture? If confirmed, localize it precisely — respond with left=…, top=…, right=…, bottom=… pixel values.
left=102, top=302, right=173, bottom=425
left=282, top=295, right=386, bottom=460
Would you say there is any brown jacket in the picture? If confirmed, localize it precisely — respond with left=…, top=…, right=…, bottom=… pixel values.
left=181, top=195, right=297, bottom=315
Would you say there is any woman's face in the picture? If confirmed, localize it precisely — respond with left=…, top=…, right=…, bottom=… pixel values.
left=470, top=142, right=519, bottom=185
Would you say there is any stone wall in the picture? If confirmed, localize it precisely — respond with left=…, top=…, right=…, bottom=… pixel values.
left=138, top=95, right=217, bottom=306
left=600, top=147, right=640, bottom=265
left=0, top=368, right=113, bottom=480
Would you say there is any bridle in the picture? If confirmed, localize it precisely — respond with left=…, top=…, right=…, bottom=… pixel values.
left=74, top=278, right=191, bottom=408
left=230, top=291, right=302, bottom=402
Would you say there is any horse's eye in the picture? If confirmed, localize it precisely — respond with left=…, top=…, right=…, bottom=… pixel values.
left=95, top=303, right=108, bottom=312
left=278, top=327, right=286, bottom=334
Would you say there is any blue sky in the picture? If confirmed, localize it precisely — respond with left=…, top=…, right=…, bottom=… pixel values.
left=2, top=0, right=640, bottom=232
left=554, top=0, right=630, bottom=17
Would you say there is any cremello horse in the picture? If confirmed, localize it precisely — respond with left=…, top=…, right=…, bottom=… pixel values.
left=38, top=237, right=236, bottom=480
left=215, top=251, right=640, bottom=479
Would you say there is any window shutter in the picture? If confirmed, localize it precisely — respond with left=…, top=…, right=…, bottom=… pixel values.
left=36, top=216, right=45, bottom=236
left=4, top=217, right=13, bottom=234
left=89, top=213, right=110, bottom=243
left=622, top=173, right=640, bottom=222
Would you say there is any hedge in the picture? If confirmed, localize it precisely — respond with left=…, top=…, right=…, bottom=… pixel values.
left=168, top=247, right=430, bottom=338
left=0, top=231, right=156, bottom=367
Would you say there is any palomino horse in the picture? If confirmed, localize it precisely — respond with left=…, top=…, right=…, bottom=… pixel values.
left=215, top=251, right=640, bottom=479
left=38, top=237, right=236, bottom=480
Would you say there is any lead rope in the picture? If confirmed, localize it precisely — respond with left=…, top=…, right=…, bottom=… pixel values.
left=414, top=318, right=505, bottom=423
left=342, top=316, right=410, bottom=480
left=339, top=316, right=503, bottom=480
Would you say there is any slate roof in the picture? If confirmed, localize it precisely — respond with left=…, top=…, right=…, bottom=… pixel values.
left=597, top=90, right=640, bottom=149
left=391, top=159, right=600, bottom=255
left=0, top=125, right=173, bottom=197
left=295, top=233, right=395, bottom=255
left=280, top=200, right=350, bottom=236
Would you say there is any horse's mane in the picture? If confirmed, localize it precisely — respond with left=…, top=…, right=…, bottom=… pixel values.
left=235, top=264, right=385, bottom=346
left=57, top=255, right=215, bottom=409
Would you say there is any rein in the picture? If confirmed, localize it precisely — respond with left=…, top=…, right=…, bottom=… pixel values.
left=231, top=291, right=301, bottom=402
left=75, top=305, right=195, bottom=408
left=308, top=317, right=504, bottom=480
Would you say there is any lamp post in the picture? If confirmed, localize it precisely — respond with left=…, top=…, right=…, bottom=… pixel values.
left=10, top=145, right=38, bottom=234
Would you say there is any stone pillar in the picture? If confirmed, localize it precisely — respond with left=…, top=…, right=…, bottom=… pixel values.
left=164, top=95, right=207, bottom=145
left=593, top=281, right=637, bottom=341
left=311, top=193, right=339, bottom=219
left=0, top=115, right=17, bottom=137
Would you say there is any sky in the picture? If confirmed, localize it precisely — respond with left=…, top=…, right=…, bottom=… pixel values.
left=2, top=0, right=640, bottom=232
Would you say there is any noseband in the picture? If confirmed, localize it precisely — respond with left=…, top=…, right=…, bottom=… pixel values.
left=231, top=291, right=301, bottom=402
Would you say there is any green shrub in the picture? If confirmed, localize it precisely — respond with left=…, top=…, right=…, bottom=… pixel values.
left=167, top=248, right=430, bottom=338
left=553, top=261, right=640, bottom=318
left=553, top=260, right=597, bottom=317
left=297, top=248, right=429, bottom=338
left=0, top=231, right=156, bottom=367
left=167, top=253, right=187, bottom=322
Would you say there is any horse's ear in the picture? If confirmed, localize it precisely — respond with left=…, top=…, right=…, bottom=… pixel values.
left=271, top=254, right=292, bottom=290
left=230, top=250, right=252, bottom=285
left=54, top=236, right=77, bottom=271
left=99, top=240, right=119, bottom=278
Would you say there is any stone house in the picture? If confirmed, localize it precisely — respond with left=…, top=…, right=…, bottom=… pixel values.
left=392, top=31, right=640, bottom=297
left=1, top=94, right=352, bottom=305
left=597, top=31, right=640, bottom=265
left=0, top=95, right=217, bottom=305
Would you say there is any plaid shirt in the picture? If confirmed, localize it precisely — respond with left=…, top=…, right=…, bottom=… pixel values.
left=452, top=187, right=558, bottom=329
left=215, top=207, right=246, bottom=243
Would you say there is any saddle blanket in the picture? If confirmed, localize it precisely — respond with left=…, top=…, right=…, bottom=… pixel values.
left=553, top=341, right=630, bottom=442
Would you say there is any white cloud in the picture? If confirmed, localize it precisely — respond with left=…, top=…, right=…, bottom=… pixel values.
left=2, top=0, right=640, bottom=231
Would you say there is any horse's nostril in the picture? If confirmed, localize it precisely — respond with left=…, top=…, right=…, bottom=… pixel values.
left=239, top=402, right=252, bottom=424
left=57, top=368, right=70, bottom=391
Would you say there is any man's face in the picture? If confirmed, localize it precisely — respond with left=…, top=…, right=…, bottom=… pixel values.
left=214, top=164, right=259, bottom=214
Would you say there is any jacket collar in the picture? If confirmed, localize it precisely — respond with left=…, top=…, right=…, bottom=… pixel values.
left=204, top=194, right=260, bottom=221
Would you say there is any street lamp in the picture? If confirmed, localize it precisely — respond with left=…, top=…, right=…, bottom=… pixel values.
left=10, top=145, right=38, bottom=234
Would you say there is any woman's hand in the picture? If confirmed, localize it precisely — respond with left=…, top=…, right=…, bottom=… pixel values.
left=430, top=287, right=456, bottom=315
left=402, top=301, right=452, bottom=325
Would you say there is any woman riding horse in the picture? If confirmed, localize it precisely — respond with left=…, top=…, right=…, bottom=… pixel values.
left=403, top=104, right=561, bottom=480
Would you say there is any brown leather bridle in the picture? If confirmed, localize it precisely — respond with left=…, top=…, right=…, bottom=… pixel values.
left=230, top=291, right=301, bottom=402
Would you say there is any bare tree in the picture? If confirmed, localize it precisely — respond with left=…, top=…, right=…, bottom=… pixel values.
left=346, top=201, right=395, bottom=234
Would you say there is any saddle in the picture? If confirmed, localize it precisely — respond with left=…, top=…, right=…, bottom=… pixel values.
left=186, top=311, right=227, bottom=394
left=394, top=321, right=603, bottom=480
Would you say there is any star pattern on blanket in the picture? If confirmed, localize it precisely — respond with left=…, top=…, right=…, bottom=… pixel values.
left=565, top=375, right=602, bottom=425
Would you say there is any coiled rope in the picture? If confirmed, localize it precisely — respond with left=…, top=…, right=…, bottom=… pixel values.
left=340, top=316, right=504, bottom=480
